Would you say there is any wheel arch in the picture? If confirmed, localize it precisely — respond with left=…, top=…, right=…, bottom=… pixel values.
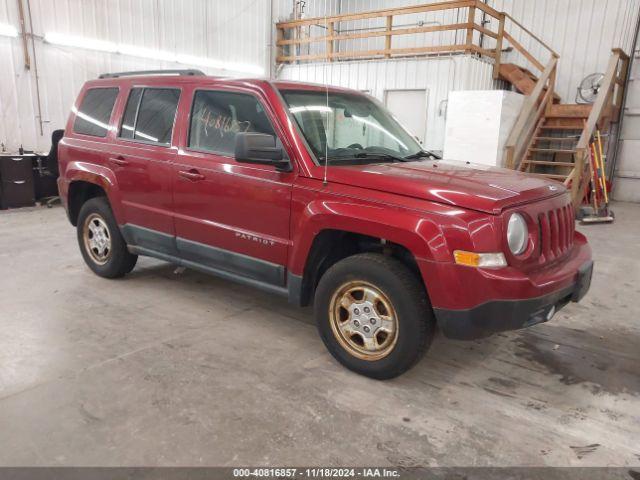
left=288, top=202, right=448, bottom=307
left=65, top=164, right=121, bottom=226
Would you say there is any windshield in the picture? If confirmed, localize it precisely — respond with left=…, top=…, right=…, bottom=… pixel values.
left=280, top=89, right=428, bottom=165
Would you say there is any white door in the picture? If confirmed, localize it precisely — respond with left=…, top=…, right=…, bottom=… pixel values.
left=384, top=89, right=428, bottom=145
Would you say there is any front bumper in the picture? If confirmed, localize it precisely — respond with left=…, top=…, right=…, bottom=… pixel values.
left=434, top=260, right=593, bottom=340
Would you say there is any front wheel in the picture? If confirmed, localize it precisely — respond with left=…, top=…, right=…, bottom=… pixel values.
left=314, top=253, right=435, bottom=379
left=77, top=197, right=137, bottom=278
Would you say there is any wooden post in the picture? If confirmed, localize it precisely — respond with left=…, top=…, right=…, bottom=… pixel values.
left=276, top=27, right=285, bottom=64
left=16, top=0, right=31, bottom=69
left=493, top=13, right=505, bottom=79
left=615, top=52, right=629, bottom=108
left=545, top=58, right=557, bottom=116
left=327, top=22, right=334, bottom=62
left=505, top=146, right=515, bottom=170
left=385, top=15, right=393, bottom=58
left=571, top=148, right=586, bottom=207
left=466, top=5, right=476, bottom=53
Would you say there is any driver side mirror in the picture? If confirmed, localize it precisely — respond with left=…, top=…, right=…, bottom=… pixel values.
left=235, top=132, right=291, bottom=172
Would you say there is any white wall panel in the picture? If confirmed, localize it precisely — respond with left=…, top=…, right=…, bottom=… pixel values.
left=0, top=0, right=271, bottom=151
left=279, top=55, right=500, bottom=151
left=613, top=31, right=640, bottom=202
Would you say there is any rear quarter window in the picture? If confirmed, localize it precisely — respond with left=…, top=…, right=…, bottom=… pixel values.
left=73, top=87, right=119, bottom=137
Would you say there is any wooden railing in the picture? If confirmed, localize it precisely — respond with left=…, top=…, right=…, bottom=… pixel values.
left=567, top=49, right=630, bottom=207
left=503, top=56, right=558, bottom=170
left=275, top=0, right=555, bottom=80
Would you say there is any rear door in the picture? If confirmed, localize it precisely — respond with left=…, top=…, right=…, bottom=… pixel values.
left=172, top=87, right=294, bottom=287
left=110, top=86, right=181, bottom=254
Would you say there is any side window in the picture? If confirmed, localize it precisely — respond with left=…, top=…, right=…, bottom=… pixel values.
left=188, top=90, right=276, bottom=156
left=73, top=87, right=119, bottom=137
left=118, top=88, right=180, bottom=145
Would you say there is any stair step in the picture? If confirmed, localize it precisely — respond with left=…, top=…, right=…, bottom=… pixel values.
left=547, top=104, right=592, bottom=119
left=522, top=160, right=575, bottom=167
left=530, top=148, right=577, bottom=154
left=534, top=136, right=578, bottom=142
left=540, top=125, right=582, bottom=130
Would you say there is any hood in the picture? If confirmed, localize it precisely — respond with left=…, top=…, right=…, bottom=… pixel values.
left=327, top=159, right=567, bottom=214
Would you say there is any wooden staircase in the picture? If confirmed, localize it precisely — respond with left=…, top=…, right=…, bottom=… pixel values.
left=516, top=104, right=592, bottom=183
left=502, top=50, right=629, bottom=207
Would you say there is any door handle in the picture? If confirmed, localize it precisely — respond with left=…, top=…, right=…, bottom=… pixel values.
left=178, top=169, right=205, bottom=181
left=109, top=156, right=129, bottom=167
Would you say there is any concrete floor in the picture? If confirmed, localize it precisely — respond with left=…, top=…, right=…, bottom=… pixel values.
left=0, top=202, right=638, bottom=467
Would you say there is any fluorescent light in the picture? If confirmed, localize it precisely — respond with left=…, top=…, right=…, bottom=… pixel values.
left=118, top=44, right=176, bottom=63
left=0, top=23, right=18, bottom=38
left=45, top=32, right=117, bottom=53
left=176, top=54, right=264, bottom=76
left=43, top=31, right=264, bottom=76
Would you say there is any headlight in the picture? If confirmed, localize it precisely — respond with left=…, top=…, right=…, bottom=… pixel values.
left=507, top=213, right=528, bottom=255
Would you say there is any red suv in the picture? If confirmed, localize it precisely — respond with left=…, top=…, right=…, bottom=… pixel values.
left=57, top=70, right=593, bottom=379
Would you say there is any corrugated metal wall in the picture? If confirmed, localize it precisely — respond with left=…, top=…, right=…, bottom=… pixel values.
left=1, top=0, right=639, bottom=152
left=613, top=31, right=640, bottom=202
left=279, top=55, right=501, bottom=150
left=0, top=0, right=271, bottom=151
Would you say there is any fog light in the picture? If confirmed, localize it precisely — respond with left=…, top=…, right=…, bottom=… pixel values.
left=546, top=305, right=556, bottom=321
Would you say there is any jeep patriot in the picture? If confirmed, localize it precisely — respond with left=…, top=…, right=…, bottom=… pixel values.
left=57, top=70, right=593, bottom=379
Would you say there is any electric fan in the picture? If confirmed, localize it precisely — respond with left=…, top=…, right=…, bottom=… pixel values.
left=576, top=73, right=605, bottom=103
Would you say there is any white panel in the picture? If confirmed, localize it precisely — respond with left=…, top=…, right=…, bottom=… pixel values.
left=443, top=90, right=524, bottom=166
left=612, top=178, right=640, bottom=203
left=621, top=114, right=640, bottom=139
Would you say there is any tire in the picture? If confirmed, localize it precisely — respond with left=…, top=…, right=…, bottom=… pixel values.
left=76, top=196, right=137, bottom=278
left=314, top=253, right=435, bottom=379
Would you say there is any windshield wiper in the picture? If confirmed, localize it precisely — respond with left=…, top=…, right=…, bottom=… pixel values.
left=403, top=150, right=441, bottom=160
left=319, top=152, right=407, bottom=164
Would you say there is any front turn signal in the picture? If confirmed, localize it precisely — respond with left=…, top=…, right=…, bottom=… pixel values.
left=453, top=250, right=507, bottom=268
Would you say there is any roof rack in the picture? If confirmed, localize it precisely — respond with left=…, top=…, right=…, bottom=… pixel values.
left=98, top=69, right=206, bottom=79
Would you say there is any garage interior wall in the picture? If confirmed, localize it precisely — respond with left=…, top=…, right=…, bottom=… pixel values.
left=1, top=0, right=639, bottom=154
left=0, top=0, right=272, bottom=152
left=275, top=0, right=640, bottom=153
left=613, top=27, right=640, bottom=202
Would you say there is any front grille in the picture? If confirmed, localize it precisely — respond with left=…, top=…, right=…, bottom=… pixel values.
left=538, top=204, right=575, bottom=262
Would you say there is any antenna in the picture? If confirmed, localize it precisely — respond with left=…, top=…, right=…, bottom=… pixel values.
left=322, top=4, right=330, bottom=186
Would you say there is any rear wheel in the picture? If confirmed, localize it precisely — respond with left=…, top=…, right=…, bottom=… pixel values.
left=77, top=197, right=137, bottom=278
left=314, top=253, right=435, bottom=379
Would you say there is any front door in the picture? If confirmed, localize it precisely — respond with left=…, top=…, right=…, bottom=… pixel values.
left=172, top=88, right=294, bottom=287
